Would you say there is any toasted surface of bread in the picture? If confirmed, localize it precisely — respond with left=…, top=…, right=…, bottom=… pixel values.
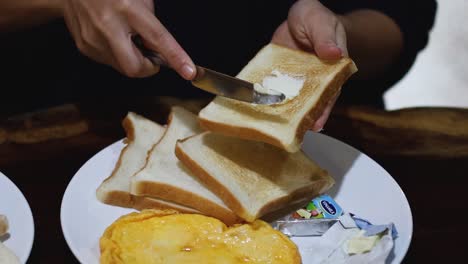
left=131, top=107, right=238, bottom=224
left=100, top=209, right=300, bottom=264
left=96, top=112, right=199, bottom=214
left=175, top=132, right=334, bottom=222
left=0, top=215, right=8, bottom=236
left=199, top=43, right=357, bottom=152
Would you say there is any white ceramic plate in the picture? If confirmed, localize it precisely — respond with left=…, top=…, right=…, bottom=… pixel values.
left=0, top=172, right=35, bottom=263
left=61, top=132, right=412, bottom=264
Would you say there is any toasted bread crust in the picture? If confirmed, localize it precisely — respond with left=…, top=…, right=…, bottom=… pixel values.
left=132, top=180, right=240, bottom=225
left=0, top=215, right=8, bottom=236
left=175, top=141, right=252, bottom=221
left=256, top=177, right=334, bottom=218
left=97, top=113, right=137, bottom=191
left=122, top=114, right=136, bottom=141
left=176, top=139, right=334, bottom=222
left=96, top=139, right=130, bottom=203
left=296, top=59, right=357, bottom=143
left=97, top=112, right=181, bottom=212
left=98, top=190, right=199, bottom=213
left=199, top=118, right=287, bottom=150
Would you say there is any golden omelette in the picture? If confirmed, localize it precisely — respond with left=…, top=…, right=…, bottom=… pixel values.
left=100, top=210, right=300, bottom=264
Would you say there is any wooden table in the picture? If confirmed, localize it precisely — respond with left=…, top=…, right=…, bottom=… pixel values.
left=1, top=96, right=467, bottom=263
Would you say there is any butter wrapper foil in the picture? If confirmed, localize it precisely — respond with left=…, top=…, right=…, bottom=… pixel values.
left=271, top=194, right=343, bottom=237
left=272, top=218, right=338, bottom=237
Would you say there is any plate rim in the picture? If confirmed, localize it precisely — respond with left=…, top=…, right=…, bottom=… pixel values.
left=60, top=141, right=125, bottom=263
left=60, top=132, right=413, bottom=263
left=0, top=171, right=35, bottom=263
left=307, top=132, right=414, bottom=263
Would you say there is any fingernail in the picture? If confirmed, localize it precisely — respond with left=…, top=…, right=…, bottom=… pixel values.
left=181, top=64, right=195, bottom=80
left=327, top=43, right=342, bottom=56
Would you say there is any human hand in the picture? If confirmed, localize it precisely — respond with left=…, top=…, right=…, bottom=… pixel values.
left=272, top=0, right=348, bottom=131
left=61, top=0, right=195, bottom=79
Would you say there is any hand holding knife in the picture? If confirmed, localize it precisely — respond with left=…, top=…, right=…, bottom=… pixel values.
left=133, top=36, right=285, bottom=105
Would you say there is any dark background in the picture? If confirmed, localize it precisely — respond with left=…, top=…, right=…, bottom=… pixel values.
left=0, top=1, right=436, bottom=116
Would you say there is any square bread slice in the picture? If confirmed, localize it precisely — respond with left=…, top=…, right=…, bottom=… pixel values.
left=0, top=215, right=8, bottom=236
left=175, top=132, right=335, bottom=222
left=131, top=107, right=239, bottom=224
left=96, top=112, right=199, bottom=213
left=198, top=43, right=357, bottom=152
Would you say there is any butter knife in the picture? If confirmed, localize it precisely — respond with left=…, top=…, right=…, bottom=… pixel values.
left=133, top=36, right=285, bottom=104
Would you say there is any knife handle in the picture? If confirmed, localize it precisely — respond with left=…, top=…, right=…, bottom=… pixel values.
left=132, top=35, right=169, bottom=67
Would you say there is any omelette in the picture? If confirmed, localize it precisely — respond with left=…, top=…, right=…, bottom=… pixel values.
left=100, top=210, right=300, bottom=264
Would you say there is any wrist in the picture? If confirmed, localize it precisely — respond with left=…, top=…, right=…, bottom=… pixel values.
left=41, top=0, right=64, bottom=18
left=45, top=0, right=64, bottom=17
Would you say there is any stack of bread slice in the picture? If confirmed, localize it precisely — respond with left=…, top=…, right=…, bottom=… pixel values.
left=96, top=43, right=357, bottom=224
left=96, top=112, right=200, bottom=214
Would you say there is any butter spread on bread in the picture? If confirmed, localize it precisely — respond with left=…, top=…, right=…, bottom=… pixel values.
left=96, top=112, right=199, bottom=213
left=175, top=132, right=334, bottom=222
left=254, top=70, right=305, bottom=100
left=199, top=43, right=357, bottom=152
left=131, top=107, right=239, bottom=225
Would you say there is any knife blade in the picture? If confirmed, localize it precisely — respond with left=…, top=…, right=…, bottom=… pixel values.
left=191, top=66, right=285, bottom=104
left=133, top=36, right=285, bottom=104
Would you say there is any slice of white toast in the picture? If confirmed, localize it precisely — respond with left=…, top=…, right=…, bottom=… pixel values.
left=131, top=107, right=239, bottom=225
left=0, top=215, right=8, bottom=236
left=175, top=132, right=335, bottom=222
left=199, top=43, right=357, bottom=152
left=96, top=112, right=199, bottom=213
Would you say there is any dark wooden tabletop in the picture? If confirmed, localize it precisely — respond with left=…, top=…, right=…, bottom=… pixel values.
left=1, top=96, right=467, bottom=263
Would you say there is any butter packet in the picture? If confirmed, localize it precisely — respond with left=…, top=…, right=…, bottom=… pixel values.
left=271, top=194, right=344, bottom=237
left=292, top=194, right=343, bottom=219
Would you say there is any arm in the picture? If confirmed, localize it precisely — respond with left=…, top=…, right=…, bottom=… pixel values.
left=0, top=0, right=196, bottom=79
left=0, top=1, right=62, bottom=32
left=339, top=10, right=403, bottom=79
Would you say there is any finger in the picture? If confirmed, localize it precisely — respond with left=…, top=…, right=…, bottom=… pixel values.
left=271, top=21, right=302, bottom=50
left=128, top=7, right=195, bottom=80
left=335, top=23, right=348, bottom=57
left=107, top=31, right=160, bottom=77
left=303, top=15, right=342, bottom=60
left=312, top=90, right=341, bottom=132
left=76, top=20, right=114, bottom=65
left=288, top=2, right=342, bottom=60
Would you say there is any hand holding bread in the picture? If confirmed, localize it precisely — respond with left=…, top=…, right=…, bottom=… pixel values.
left=272, top=0, right=349, bottom=131
left=272, top=0, right=347, bottom=59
